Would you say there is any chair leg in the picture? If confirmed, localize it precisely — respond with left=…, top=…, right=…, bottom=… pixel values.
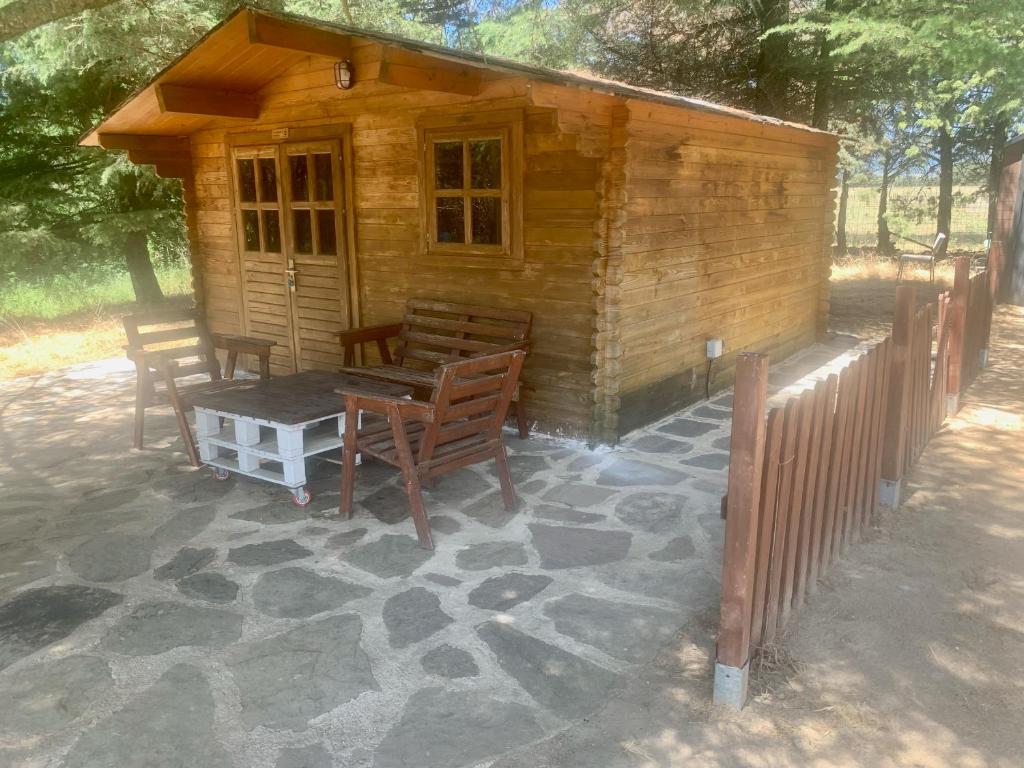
left=173, top=405, right=201, bottom=467
left=388, top=407, right=433, bottom=550
left=494, top=442, right=518, bottom=511
left=165, top=384, right=200, bottom=467
left=133, top=380, right=146, bottom=450
left=514, top=398, right=530, bottom=439
left=340, top=401, right=357, bottom=518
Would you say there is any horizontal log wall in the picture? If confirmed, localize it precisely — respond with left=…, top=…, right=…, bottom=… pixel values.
left=186, top=42, right=613, bottom=439
left=614, top=101, right=838, bottom=434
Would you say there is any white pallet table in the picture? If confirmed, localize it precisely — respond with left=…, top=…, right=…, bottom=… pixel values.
left=189, top=371, right=412, bottom=506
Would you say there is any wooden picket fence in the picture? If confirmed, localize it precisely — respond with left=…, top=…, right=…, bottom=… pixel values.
left=714, top=256, right=995, bottom=709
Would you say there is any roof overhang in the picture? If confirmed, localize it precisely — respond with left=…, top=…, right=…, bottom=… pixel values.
left=81, top=5, right=835, bottom=157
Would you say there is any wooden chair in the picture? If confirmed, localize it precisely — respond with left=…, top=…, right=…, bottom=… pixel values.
left=337, top=299, right=532, bottom=438
left=338, top=350, right=526, bottom=549
left=897, top=232, right=948, bottom=283
left=123, top=307, right=276, bottom=467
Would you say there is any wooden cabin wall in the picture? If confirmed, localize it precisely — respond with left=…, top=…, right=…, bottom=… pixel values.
left=185, top=43, right=607, bottom=438
left=613, top=101, right=838, bottom=434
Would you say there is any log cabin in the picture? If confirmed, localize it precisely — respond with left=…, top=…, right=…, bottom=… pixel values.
left=81, top=5, right=839, bottom=444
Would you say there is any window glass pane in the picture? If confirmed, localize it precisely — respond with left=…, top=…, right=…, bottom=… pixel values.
left=289, top=155, right=309, bottom=202
left=317, top=210, right=337, bottom=255
left=242, top=209, right=260, bottom=251
left=313, top=153, right=334, bottom=201
left=434, top=141, right=463, bottom=189
left=435, top=198, right=465, bottom=244
left=263, top=211, right=281, bottom=253
left=293, top=210, right=313, bottom=254
left=258, top=158, right=277, bottom=202
left=471, top=197, right=502, bottom=245
left=470, top=139, right=501, bottom=189
left=237, top=159, right=257, bottom=202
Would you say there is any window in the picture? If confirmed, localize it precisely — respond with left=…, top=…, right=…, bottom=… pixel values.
left=423, top=122, right=519, bottom=260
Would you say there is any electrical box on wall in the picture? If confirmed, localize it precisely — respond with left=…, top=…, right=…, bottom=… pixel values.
left=706, top=338, right=725, bottom=359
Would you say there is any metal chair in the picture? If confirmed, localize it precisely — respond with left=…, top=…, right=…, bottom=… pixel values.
left=897, top=232, right=948, bottom=283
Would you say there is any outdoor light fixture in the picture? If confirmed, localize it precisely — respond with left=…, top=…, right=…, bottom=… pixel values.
left=334, top=60, right=353, bottom=90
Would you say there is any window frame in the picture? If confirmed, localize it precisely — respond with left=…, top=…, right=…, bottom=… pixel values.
left=417, top=110, right=524, bottom=267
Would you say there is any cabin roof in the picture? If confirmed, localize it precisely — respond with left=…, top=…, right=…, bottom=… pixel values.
left=80, top=5, right=831, bottom=147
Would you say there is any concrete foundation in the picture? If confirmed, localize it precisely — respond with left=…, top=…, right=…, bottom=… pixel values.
left=878, top=478, right=902, bottom=509
left=713, top=660, right=749, bottom=710
left=947, top=393, right=960, bottom=415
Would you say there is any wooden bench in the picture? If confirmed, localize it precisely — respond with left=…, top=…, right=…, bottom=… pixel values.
left=337, top=299, right=532, bottom=438
left=124, top=307, right=276, bottom=467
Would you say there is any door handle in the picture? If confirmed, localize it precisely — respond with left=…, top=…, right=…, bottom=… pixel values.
left=285, top=267, right=297, bottom=291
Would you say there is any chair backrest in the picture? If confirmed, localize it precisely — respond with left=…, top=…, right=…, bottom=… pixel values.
left=932, top=232, right=949, bottom=258
left=393, top=299, right=532, bottom=369
left=417, top=350, right=526, bottom=464
left=123, top=307, right=220, bottom=381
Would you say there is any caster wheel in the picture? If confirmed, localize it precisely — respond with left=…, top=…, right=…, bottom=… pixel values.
left=212, top=468, right=230, bottom=481
left=292, top=488, right=313, bottom=507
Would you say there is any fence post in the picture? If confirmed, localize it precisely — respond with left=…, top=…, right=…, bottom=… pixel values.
left=946, top=256, right=971, bottom=414
left=714, top=353, right=769, bottom=710
left=879, top=286, right=915, bottom=508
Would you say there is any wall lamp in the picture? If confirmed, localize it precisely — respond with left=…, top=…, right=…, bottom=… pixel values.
left=334, top=60, right=353, bottom=90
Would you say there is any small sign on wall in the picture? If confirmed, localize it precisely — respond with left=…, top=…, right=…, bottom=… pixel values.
left=271, top=127, right=289, bottom=140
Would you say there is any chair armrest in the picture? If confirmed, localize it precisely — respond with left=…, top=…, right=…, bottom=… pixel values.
left=210, top=333, right=276, bottom=356
left=337, top=323, right=402, bottom=366
left=468, top=341, right=529, bottom=358
left=338, top=389, right=435, bottom=421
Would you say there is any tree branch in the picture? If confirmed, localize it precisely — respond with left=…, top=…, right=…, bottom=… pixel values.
left=0, top=0, right=121, bottom=43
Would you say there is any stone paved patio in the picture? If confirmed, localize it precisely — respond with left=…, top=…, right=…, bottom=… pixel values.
left=0, top=338, right=855, bottom=768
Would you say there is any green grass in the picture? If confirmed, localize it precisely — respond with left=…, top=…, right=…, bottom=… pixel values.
left=0, top=263, right=193, bottom=322
left=843, top=184, right=989, bottom=250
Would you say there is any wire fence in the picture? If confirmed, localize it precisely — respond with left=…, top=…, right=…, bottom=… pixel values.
left=842, top=185, right=989, bottom=250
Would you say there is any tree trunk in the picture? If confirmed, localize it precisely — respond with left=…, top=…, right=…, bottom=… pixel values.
left=125, top=230, right=164, bottom=304
left=753, top=0, right=790, bottom=118
left=877, top=152, right=893, bottom=255
left=0, top=0, right=118, bottom=42
left=836, top=167, right=850, bottom=255
left=987, top=116, right=1008, bottom=238
left=810, top=0, right=836, bottom=130
left=936, top=124, right=954, bottom=237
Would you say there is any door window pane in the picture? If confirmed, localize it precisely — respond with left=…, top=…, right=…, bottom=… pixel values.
left=313, top=153, right=334, bottom=201
left=434, top=141, right=463, bottom=189
left=471, top=197, right=501, bottom=244
left=263, top=211, right=281, bottom=253
left=293, top=209, right=313, bottom=254
left=289, top=155, right=309, bottom=202
left=317, top=210, right=337, bottom=255
left=237, top=159, right=257, bottom=202
left=258, top=158, right=277, bottom=202
left=436, top=198, right=465, bottom=244
left=470, top=139, right=501, bottom=189
left=242, top=209, right=260, bottom=251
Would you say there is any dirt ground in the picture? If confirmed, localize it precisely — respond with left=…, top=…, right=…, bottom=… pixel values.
left=495, top=301, right=1024, bottom=768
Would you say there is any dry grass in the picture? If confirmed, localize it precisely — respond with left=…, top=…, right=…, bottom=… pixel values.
left=830, top=253, right=956, bottom=283
left=0, top=314, right=130, bottom=379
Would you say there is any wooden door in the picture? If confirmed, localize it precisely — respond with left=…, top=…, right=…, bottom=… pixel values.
left=232, top=140, right=351, bottom=372
left=232, top=146, right=295, bottom=372
left=281, top=141, right=351, bottom=371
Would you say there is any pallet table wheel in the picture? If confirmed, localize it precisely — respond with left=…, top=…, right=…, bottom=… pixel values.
left=212, top=467, right=230, bottom=481
left=292, top=487, right=313, bottom=507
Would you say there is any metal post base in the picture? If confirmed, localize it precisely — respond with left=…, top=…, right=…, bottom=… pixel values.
left=713, top=660, right=749, bottom=710
left=878, top=478, right=901, bottom=509
left=946, top=393, right=960, bottom=415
